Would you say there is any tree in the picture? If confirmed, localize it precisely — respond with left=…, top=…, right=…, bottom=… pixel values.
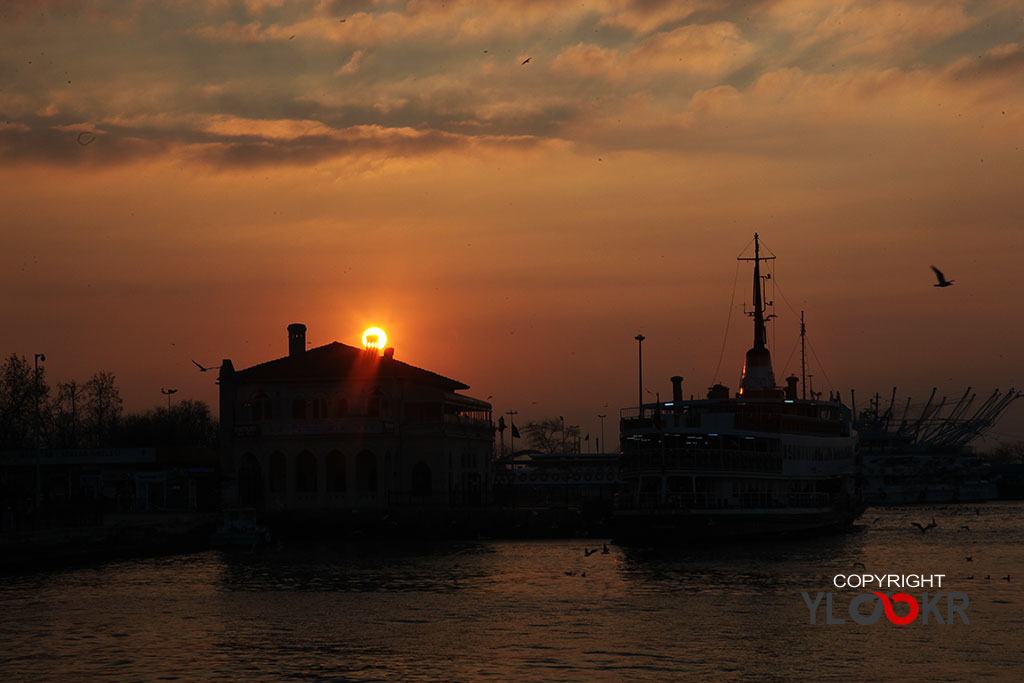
left=0, top=353, right=50, bottom=450
left=83, top=371, right=122, bottom=447
left=523, top=417, right=581, bottom=454
left=116, top=400, right=218, bottom=448
left=52, top=380, right=85, bottom=448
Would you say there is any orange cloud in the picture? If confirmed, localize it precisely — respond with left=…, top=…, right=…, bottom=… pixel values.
left=553, top=22, right=756, bottom=82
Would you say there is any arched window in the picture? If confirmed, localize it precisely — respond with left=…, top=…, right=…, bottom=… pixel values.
left=366, top=388, right=384, bottom=418
left=251, top=393, right=273, bottom=422
left=326, top=451, right=346, bottom=493
left=334, top=396, right=348, bottom=418
left=269, top=452, right=286, bottom=493
left=296, top=451, right=317, bottom=493
left=292, top=397, right=307, bottom=420
left=311, top=396, right=327, bottom=419
left=356, top=450, right=377, bottom=492
left=412, top=461, right=432, bottom=496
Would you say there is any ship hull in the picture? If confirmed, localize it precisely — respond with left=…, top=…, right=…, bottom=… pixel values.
left=613, top=503, right=863, bottom=543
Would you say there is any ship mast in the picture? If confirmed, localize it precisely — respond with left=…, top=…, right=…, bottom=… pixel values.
left=800, top=310, right=807, bottom=400
left=738, top=233, right=780, bottom=397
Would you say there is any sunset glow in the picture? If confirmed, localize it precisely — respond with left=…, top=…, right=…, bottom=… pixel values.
left=0, top=0, right=1021, bottom=443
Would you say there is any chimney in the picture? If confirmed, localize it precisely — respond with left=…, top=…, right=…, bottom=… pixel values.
left=288, top=323, right=306, bottom=357
left=670, top=376, right=683, bottom=412
left=785, top=375, right=799, bottom=400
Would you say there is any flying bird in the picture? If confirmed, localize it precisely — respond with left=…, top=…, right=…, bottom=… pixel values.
left=930, top=265, right=954, bottom=287
left=521, top=57, right=531, bottom=64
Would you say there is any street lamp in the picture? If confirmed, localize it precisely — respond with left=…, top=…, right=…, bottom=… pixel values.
left=34, top=353, right=45, bottom=508
left=161, top=387, right=178, bottom=409
left=634, top=334, right=645, bottom=415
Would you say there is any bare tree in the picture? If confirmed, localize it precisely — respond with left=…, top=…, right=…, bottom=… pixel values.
left=523, top=417, right=581, bottom=454
left=53, top=380, right=84, bottom=448
left=0, top=353, right=50, bottom=449
left=84, top=371, right=122, bottom=447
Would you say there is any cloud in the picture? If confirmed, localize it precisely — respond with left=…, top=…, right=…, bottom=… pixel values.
left=762, top=0, right=976, bottom=61
left=0, top=124, right=165, bottom=165
left=598, top=0, right=715, bottom=34
left=193, top=125, right=548, bottom=169
left=946, top=42, right=1024, bottom=82
left=334, top=50, right=365, bottom=76
left=553, top=22, right=756, bottom=81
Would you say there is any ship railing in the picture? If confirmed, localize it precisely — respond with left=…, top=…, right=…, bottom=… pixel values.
left=618, top=491, right=832, bottom=510
left=621, top=448, right=783, bottom=473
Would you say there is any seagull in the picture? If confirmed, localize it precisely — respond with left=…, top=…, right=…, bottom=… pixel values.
left=853, top=561, right=867, bottom=570
left=966, top=556, right=973, bottom=562
left=960, top=525, right=971, bottom=532
left=192, top=360, right=220, bottom=372
left=521, top=57, right=530, bottom=64
left=930, top=265, right=954, bottom=287
left=911, top=517, right=937, bottom=533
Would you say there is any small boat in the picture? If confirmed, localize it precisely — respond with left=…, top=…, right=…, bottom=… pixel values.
left=614, top=234, right=863, bottom=541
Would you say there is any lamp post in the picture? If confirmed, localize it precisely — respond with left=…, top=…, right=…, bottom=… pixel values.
left=598, top=414, right=606, bottom=453
left=506, top=410, right=518, bottom=454
left=161, top=387, right=178, bottom=409
left=634, top=334, right=645, bottom=415
left=34, top=353, right=45, bottom=508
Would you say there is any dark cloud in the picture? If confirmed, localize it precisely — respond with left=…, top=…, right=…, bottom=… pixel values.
left=195, top=129, right=544, bottom=169
left=946, top=44, right=1024, bottom=82
left=0, top=125, right=164, bottom=165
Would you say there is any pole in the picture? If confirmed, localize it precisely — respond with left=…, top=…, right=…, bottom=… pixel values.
left=598, top=414, right=606, bottom=454
left=34, top=353, right=45, bottom=509
left=507, top=410, right=518, bottom=454
left=634, top=334, right=645, bottom=415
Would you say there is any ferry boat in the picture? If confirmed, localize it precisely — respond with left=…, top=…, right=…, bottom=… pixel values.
left=614, top=234, right=863, bottom=541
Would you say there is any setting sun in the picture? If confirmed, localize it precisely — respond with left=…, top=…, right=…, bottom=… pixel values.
left=362, top=327, right=388, bottom=349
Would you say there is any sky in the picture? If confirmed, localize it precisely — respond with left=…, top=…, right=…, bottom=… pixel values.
left=2, top=0, right=1022, bottom=447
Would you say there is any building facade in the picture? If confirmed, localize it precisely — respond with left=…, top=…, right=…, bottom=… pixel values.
left=218, top=324, right=494, bottom=514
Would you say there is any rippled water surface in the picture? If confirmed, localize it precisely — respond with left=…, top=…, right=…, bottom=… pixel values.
left=3, top=503, right=1023, bottom=681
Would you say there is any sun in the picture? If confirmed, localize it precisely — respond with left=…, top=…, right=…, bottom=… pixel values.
left=361, top=327, right=387, bottom=349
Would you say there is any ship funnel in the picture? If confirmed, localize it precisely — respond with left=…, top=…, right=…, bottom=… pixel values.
left=785, top=375, right=799, bottom=400
left=670, top=376, right=683, bottom=412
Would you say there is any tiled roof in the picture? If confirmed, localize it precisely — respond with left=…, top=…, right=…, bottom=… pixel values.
left=230, top=342, right=470, bottom=390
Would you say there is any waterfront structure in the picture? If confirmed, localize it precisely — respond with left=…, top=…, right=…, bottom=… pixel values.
left=855, top=387, right=1018, bottom=504
left=614, top=235, right=862, bottom=540
left=218, top=324, right=494, bottom=515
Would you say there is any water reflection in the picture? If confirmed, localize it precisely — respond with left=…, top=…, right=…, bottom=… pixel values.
left=1, top=503, right=1021, bottom=681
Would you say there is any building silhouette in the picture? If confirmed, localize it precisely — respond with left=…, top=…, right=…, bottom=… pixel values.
left=218, top=324, right=494, bottom=517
